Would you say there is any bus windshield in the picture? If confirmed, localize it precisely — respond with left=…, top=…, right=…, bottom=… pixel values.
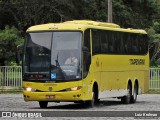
left=23, top=31, right=82, bottom=81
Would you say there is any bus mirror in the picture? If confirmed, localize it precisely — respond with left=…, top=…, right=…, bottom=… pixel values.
left=16, top=51, right=20, bottom=65
left=16, top=44, right=23, bottom=65
left=82, top=46, right=89, bottom=52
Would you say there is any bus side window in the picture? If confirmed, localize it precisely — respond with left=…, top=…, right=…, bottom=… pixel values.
left=109, top=45, right=114, bottom=53
left=120, top=33, right=125, bottom=54
left=83, top=29, right=91, bottom=78
left=139, top=34, right=148, bottom=55
left=101, top=43, right=108, bottom=53
left=92, top=29, right=100, bottom=55
left=84, top=29, right=91, bottom=52
left=100, top=31, right=108, bottom=53
left=109, top=32, right=115, bottom=53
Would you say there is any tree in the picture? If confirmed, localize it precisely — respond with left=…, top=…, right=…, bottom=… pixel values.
left=0, top=0, right=86, bottom=35
left=0, top=0, right=158, bottom=31
left=147, top=22, right=160, bottom=66
left=0, top=26, right=23, bottom=66
left=83, top=0, right=107, bottom=21
left=113, top=0, right=158, bottom=28
left=0, top=0, right=62, bottom=35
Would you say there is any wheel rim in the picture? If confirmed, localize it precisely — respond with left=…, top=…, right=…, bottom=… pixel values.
left=91, top=92, right=95, bottom=107
left=133, top=85, right=137, bottom=100
left=133, top=90, right=137, bottom=99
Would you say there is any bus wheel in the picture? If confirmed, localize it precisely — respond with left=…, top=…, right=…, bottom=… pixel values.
left=130, top=83, right=138, bottom=103
left=86, top=91, right=96, bottom=108
left=121, top=83, right=132, bottom=104
left=39, top=101, right=48, bottom=108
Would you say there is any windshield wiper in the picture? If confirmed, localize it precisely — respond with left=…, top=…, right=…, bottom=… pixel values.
left=55, top=52, right=60, bottom=67
left=55, top=52, right=65, bottom=79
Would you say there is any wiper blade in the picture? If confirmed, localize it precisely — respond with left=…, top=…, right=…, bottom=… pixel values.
left=55, top=52, right=60, bottom=67
left=55, top=52, right=65, bottom=79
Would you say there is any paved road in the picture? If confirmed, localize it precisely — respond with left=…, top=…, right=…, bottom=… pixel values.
left=0, top=93, right=160, bottom=119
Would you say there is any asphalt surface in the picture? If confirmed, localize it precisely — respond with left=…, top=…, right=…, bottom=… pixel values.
left=0, top=93, right=160, bottom=120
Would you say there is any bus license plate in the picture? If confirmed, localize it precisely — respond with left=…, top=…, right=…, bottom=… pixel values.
left=46, top=95, right=55, bottom=99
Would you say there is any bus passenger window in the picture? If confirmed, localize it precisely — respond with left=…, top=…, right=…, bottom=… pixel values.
left=83, top=29, right=91, bottom=78
left=92, top=30, right=100, bottom=55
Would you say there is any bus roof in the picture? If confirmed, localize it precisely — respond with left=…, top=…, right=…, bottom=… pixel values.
left=27, top=20, right=147, bottom=34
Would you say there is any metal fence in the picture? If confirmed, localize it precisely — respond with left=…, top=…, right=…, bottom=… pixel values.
left=0, top=66, right=22, bottom=90
left=150, top=68, right=160, bottom=90
left=0, top=66, right=160, bottom=90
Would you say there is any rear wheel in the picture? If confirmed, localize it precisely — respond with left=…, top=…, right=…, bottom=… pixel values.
left=130, top=83, right=138, bottom=103
left=39, top=101, right=48, bottom=108
left=121, top=83, right=132, bottom=104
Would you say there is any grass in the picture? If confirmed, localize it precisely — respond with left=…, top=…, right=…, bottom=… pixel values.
left=0, top=90, right=22, bottom=94
left=150, top=75, right=160, bottom=90
left=146, top=89, right=160, bottom=94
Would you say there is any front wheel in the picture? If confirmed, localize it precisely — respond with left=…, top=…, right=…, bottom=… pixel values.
left=85, top=88, right=99, bottom=108
left=85, top=91, right=95, bottom=108
left=121, top=83, right=132, bottom=104
left=39, top=101, right=48, bottom=108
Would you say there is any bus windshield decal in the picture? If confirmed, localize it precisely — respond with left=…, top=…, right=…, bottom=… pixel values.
left=51, top=73, right=57, bottom=79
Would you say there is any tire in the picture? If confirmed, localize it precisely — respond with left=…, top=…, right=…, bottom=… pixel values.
left=39, top=101, right=48, bottom=108
left=121, top=83, right=132, bottom=104
left=130, top=83, right=138, bottom=103
left=86, top=87, right=99, bottom=108
left=85, top=91, right=95, bottom=108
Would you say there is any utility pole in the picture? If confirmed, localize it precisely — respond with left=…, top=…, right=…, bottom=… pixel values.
left=108, top=0, right=112, bottom=23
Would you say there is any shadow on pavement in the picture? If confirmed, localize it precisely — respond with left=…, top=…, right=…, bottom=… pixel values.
left=30, top=99, right=136, bottom=110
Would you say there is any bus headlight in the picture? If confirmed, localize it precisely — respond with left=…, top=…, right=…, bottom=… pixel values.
left=66, top=86, right=82, bottom=91
left=24, top=87, right=36, bottom=92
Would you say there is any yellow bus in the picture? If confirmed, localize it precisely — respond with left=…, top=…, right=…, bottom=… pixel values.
left=22, top=20, right=149, bottom=108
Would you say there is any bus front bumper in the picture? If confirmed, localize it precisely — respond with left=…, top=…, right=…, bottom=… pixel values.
left=23, top=90, right=85, bottom=102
